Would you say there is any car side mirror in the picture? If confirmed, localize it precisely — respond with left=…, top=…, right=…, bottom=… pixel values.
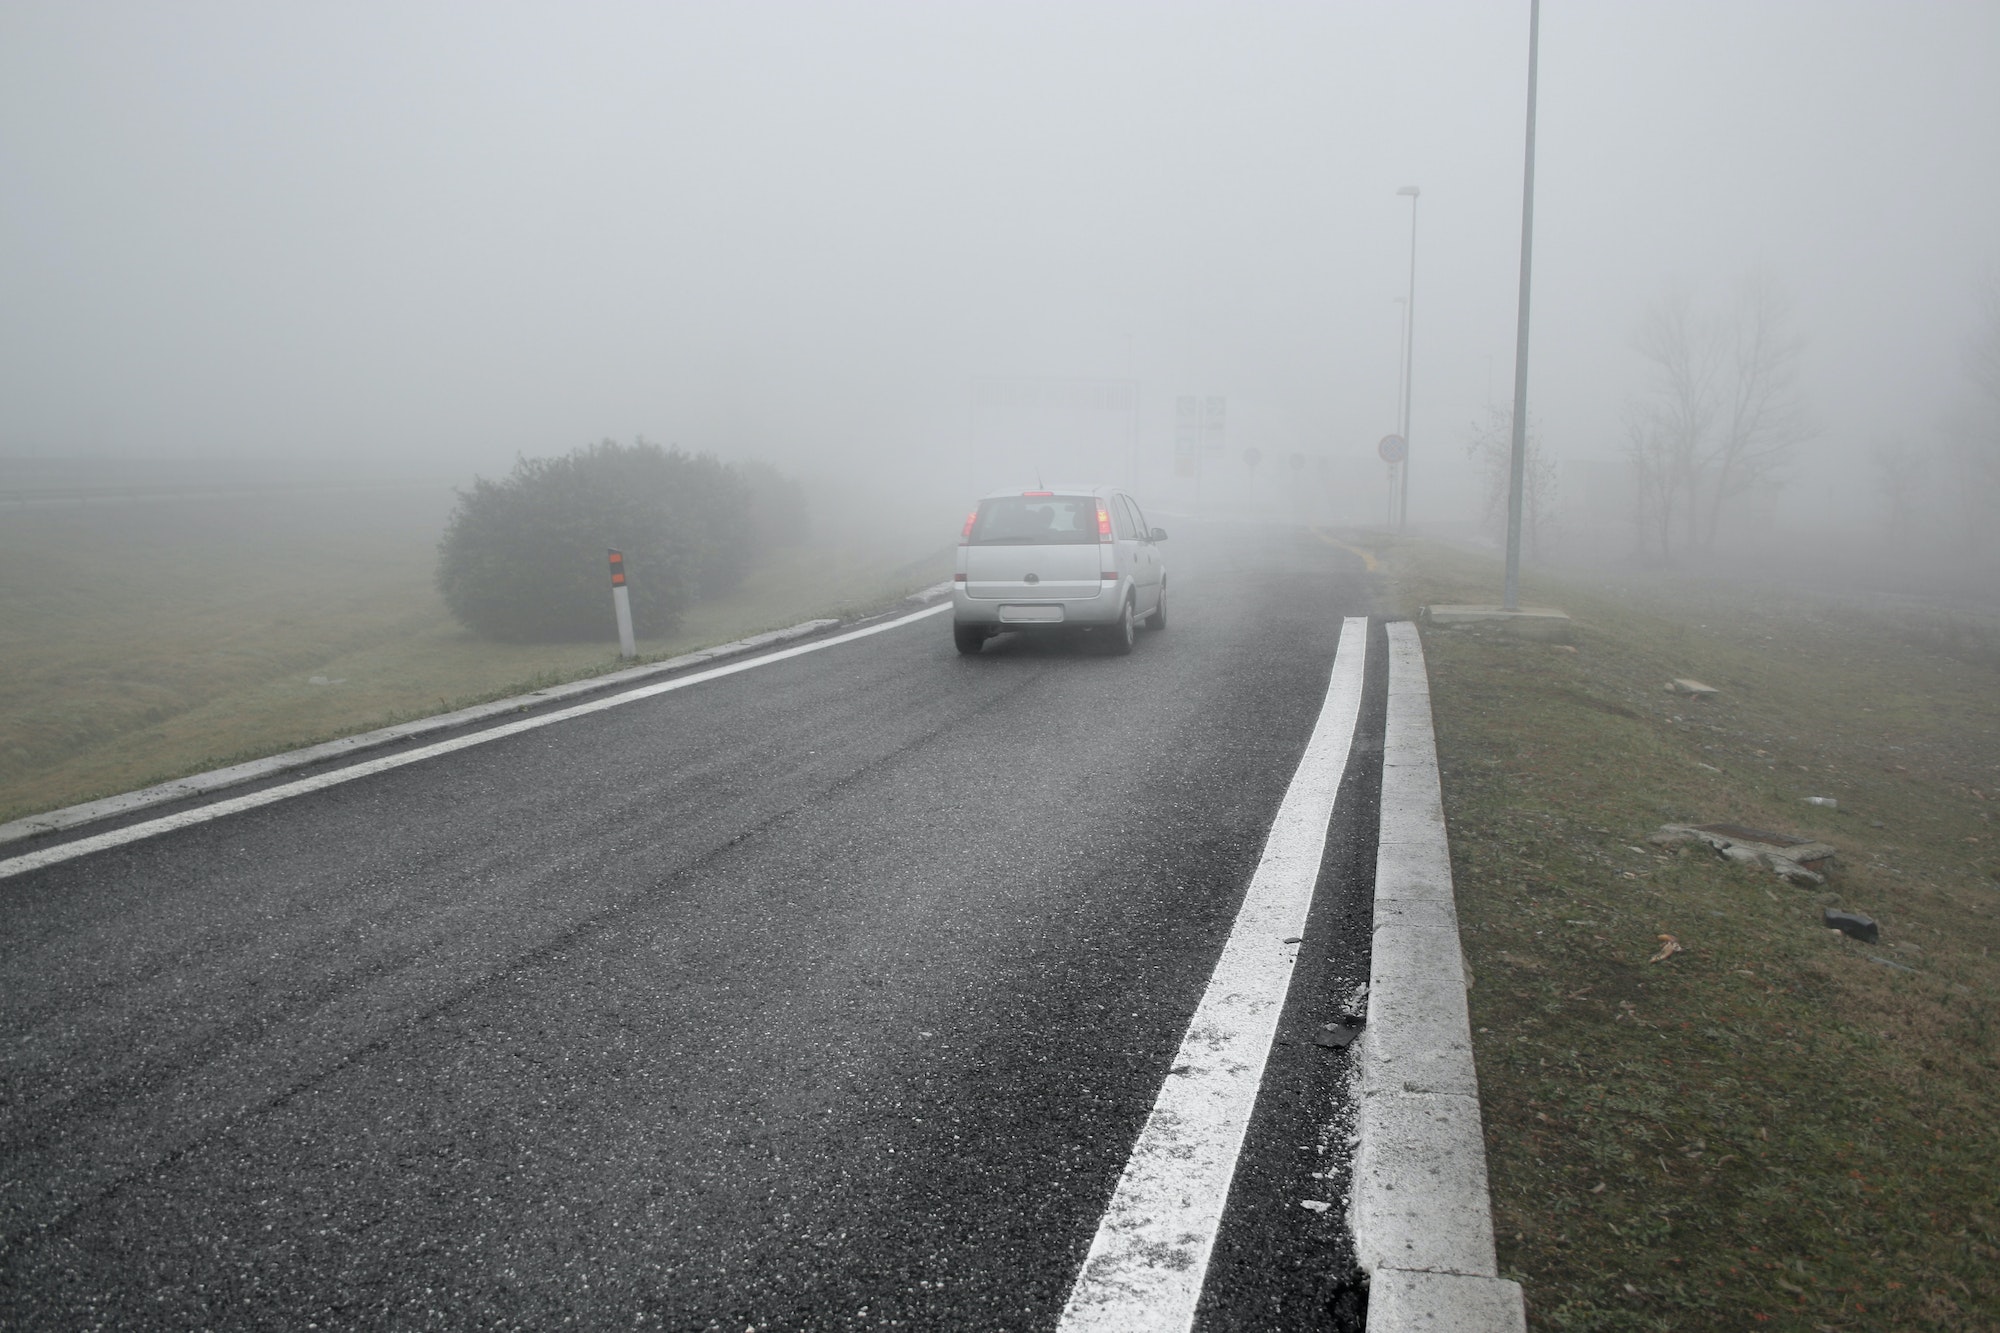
left=1150, top=527, right=1169, bottom=542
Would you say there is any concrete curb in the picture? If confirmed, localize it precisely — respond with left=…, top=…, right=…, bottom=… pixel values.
left=0, top=582, right=954, bottom=851
left=1351, top=621, right=1525, bottom=1332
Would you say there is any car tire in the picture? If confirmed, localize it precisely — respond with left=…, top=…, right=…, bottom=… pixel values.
left=953, top=623, right=986, bottom=655
left=1143, top=590, right=1166, bottom=631
left=1106, top=597, right=1136, bottom=655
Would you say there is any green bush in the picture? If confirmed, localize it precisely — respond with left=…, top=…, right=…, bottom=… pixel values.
left=739, top=458, right=810, bottom=549
left=435, top=440, right=775, bottom=643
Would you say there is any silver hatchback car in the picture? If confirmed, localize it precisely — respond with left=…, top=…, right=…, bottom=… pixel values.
left=951, top=486, right=1168, bottom=655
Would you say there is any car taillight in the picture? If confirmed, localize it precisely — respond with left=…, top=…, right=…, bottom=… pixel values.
left=1097, top=506, right=1113, bottom=541
left=955, top=572, right=967, bottom=581
left=1101, top=571, right=1116, bottom=581
left=959, top=510, right=976, bottom=543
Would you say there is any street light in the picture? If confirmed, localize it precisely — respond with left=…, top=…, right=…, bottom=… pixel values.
left=1390, top=296, right=1409, bottom=527
left=1396, top=185, right=1420, bottom=530
left=1503, top=2, right=1539, bottom=610
left=1391, top=296, right=1408, bottom=429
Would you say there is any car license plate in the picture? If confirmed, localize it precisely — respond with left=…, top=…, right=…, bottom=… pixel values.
left=998, top=605, right=1064, bottom=623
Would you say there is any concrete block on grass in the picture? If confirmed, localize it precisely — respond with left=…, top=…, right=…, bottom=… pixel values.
left=1423, top=604, right=1573, bottom=641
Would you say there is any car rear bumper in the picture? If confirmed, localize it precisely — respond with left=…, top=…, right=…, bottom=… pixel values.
left=951, top=582, right=1125, bottom=628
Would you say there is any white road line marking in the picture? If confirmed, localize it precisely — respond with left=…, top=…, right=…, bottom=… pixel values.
left=0, top=603, right=951, bottom=882
left=1058, top=616, right=1370, bottom=1333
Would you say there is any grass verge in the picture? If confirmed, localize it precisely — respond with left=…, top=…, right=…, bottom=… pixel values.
left=1382, top=540, right=2000, bottom=1331
left=0, top=485, right=949, bottom=824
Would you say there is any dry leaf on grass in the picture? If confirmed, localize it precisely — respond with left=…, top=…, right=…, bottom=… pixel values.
left=1649, top=934, right=1683, bottom=963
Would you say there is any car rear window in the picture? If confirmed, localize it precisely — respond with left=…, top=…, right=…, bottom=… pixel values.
left=968, top=495, right=1098, bottom=545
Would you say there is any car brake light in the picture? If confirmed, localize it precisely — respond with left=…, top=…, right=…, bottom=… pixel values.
left=955, top=572, right=967, bottom=581
left=1097, top=506, right=1113, bottom=541
left=1022, top=490, right=1054, bottom=497
left=959, top=510, right=976, bottom=543
left=1101, top=571, right=1116, bottom=581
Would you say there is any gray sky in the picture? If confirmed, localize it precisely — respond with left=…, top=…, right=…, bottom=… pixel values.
left=3, top=1, right=1996, bottom=520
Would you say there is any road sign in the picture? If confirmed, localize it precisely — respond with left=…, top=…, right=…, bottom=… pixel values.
left=1378, top=433, right=1407, bottom=464
left=1202, top=397, right=1226, bottom=453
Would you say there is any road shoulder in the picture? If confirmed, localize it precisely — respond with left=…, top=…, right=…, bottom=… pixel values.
left=0, top=585, right=954, bottom=851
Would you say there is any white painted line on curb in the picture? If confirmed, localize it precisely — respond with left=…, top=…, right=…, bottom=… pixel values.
left=1350, top=620, right=1525, bottom=1333
left=1057, top=616, right=1369, bottom=1333
left=0, top=602, right=952, bottom=883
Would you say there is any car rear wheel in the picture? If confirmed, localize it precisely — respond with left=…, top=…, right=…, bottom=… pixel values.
left=1106, top=597, right=1136, bottom=655
left=953, top=623, right=987, bottom=655
left=1143, top=590, right=1166, bottom=630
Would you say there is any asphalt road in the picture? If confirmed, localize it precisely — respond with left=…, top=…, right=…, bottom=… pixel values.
left=2, top=519, right=1389, bottom=1331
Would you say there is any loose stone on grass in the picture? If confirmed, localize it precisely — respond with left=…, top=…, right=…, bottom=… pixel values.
left=1822, top=908, right=1880, bottom=944
left=1765, top=855, right=1824, bottom=888
left=1652, top=822, right=1837, bottom=887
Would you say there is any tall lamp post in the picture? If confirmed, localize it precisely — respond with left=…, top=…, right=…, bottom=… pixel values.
left=1389, top=296, right=1408, bottom=524
left=1419, top=0, right=1564, bottom=653
left=1503, top=1, right=1539, bottom=609
left=1396, top=185, right=1420, bottom=530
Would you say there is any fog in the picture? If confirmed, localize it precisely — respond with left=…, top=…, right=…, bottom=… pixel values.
left=3, top=1, right=1997, bottom=546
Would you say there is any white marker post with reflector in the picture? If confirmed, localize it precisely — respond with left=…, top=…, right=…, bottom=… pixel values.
left=607, top=549, right=637, bottom=658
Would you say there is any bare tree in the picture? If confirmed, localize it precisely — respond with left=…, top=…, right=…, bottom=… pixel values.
left=1869, top=436, right=1926, bottom=546
left=1701, top=273, right=1813, bottom=548
left=1626, top=282, right=1719, bottom=560
left=1463, top=401, right=1557, bottom=558
left=1624, top=410, right=1680, bottom=564
left=1965, top=278, right=2000, bottom=407
left=1624, top=274, right=1811, bottom=560
left=1952, top=279, right=2000, bottom=556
